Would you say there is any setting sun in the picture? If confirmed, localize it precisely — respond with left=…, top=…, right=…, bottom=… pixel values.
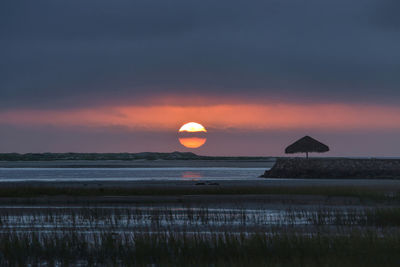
left=178, top=122, right=207, bottom=133
left=178, top=122, right=207, bottom=148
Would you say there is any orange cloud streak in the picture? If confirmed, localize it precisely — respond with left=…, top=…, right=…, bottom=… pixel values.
left=0, top=103, right=400, bottom=131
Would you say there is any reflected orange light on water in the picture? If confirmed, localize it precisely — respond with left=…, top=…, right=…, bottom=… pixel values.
left=181, top=171, right=202, bottom=180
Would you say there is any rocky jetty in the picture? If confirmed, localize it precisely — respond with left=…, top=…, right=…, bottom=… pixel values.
left=261, top=158, right=400, bottom=179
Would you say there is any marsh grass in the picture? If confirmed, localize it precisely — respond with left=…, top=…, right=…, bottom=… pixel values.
left=1, top=206, right=400, bottom=233
left=0, top=231, right=399, bottom=266
left=0, top=206, right=400, bottom=265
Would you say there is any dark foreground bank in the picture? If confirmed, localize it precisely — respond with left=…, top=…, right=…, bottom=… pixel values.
left=262, top=158, right=400, bottom=179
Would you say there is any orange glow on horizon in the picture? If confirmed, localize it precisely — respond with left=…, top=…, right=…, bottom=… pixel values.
left=1, top=102, right=400, bottom=131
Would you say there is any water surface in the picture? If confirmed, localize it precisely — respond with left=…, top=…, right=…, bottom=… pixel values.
left=0, top=167, right=267, bottom=182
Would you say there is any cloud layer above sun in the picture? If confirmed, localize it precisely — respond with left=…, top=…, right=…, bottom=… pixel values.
left=1, top=0, right=400, bottom=111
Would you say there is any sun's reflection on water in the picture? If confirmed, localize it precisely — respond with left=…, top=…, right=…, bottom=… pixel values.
left=181, top=171, right=203, bottom=181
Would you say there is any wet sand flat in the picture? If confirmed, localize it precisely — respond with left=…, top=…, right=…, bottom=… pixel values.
left=0, top=178, right=399, bottom=206
left=2, top=178, right=400, bottom=189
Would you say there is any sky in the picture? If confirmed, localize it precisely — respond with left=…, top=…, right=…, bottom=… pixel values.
left=1, top=0, right=400, bottom=156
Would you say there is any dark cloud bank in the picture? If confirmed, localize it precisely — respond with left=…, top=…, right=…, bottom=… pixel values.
left=1, top=0, right=399, bottom=109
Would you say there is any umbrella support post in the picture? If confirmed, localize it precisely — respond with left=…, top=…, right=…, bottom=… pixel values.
left=306, top=152, right=309, bottom=159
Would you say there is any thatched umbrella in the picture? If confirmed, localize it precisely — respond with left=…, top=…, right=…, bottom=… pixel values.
left=285, top=136, right=329, bottom=159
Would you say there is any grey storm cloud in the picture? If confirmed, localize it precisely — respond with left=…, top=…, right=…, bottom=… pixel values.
left=1, top=0, right=399, bottom=109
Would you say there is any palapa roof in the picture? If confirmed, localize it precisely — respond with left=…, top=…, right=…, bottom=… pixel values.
left=285, top=136, right=329, bottom=154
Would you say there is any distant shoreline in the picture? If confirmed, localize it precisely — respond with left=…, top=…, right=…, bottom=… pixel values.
left=0, top=159, right=275, bottom=168
left=0, top=152, right=274, bottom=162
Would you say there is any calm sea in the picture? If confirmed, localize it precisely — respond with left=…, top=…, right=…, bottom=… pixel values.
left=0, top=167, right=267, bottom=182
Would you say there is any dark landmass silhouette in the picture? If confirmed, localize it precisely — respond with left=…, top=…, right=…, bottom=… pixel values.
left=262, top=158, right=400, bottom=179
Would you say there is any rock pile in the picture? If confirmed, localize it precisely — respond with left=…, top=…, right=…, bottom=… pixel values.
left=261, top=158, right=400, bottom=179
